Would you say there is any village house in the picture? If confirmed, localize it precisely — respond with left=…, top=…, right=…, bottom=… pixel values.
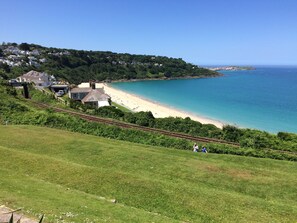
left=28, top=49, right=40, bottom=56
left=69, top=83, right=110, bottom=108
left=68, top=87, right=92, bottom=100
left=39, top=58, right=47, bottom=63
left=3, top=46, right=21, bottom=55
left=81, top=89, right=111, bottom=107
left=17, top=70, right=55, bottom=87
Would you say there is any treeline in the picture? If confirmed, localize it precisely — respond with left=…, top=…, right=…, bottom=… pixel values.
left=1, top=82, right=297, bottom=161
left=1, top=42, right=219, bottom=84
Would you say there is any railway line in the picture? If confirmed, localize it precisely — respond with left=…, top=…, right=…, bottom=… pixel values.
left=29, top=101, right=297, bottom=156
left=32, top=101, right=240, bottom=146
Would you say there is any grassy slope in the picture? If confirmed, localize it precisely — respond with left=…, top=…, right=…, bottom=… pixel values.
left=111, top=101, right=132, bottom=112
left=0, top=125, right=296, bottom=222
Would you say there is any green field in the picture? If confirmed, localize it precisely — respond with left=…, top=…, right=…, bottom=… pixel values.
left=0, top=125, right=296, bottom=222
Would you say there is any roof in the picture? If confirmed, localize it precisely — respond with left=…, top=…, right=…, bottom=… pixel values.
left=81, top=89, right=110, bottom=103
left=22, top=70, right=48, bottom=78
left=19, top=70, right=49, bottom=82
left=70, top=87, right=92, bottom=93
left=17, top=71, right=51, bottom=87
left=51, top=85, right=68, bottom=88
left=70, top=87, right=105, bottom=94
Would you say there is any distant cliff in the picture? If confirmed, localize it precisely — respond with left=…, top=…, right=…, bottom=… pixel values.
left=207, top=66, right=255, bottom=71
left=0, top=42, right=219, bottom=84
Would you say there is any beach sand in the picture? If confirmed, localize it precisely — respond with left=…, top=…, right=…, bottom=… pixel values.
left=98, top=83, right=224, bottom=128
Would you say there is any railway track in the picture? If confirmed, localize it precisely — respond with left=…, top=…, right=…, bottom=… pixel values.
left=31, top=101, right=240, bottom=146
left=26, top=101, right=297, bottom=157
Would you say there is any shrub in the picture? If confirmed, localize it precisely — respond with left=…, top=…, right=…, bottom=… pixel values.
left=223, top=125, right=242, bottom=142
left=94, top=106, right=125, bottom=119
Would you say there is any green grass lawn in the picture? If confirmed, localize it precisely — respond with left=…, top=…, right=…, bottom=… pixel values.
left=0, top=125, right=296, bottom=222
left=111, top=101, right=132, bottom=112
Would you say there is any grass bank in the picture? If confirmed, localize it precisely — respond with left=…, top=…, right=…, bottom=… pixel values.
left=0, top=125, right=296, bottom=222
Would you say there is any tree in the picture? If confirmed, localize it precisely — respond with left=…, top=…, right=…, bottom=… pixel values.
left=19, top=42, right=30, bottom=51
left=0, top=69, right=8, bottom=79
left=164, top=71, right=172, bottom=78
left=277, top=132, right=292, bottom=141
left=134, top=111, right=155, bottom=127
left=0, top=63, right=10, bottom=73
left=223, top=125, right=242, bottom=142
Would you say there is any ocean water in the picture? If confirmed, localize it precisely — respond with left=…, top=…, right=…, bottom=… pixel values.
left=111, top=66, right=297, bottom=133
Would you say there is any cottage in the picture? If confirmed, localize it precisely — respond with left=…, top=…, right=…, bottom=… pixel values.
left=81, top=89, right=111, bottom=108
left=69, top=85, right=110, bottom=108
left=68, top=87, right=92, bottom=100
left=17, top=70, right=53, bottom=87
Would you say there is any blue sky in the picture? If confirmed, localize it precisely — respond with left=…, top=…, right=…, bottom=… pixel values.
left=1, top=0, right=297, bottom=65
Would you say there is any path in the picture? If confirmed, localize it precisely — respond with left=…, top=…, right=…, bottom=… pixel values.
left=0, top=206, right=38, bottom=223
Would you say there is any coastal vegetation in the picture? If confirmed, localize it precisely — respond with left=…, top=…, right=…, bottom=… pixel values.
left=90, top=105, right=297, bottom=156
left=0, top=42, right=219, bottom=84
left=1, top=82, right=297, bottom=162
left=0, top=125, right=297, bottom=222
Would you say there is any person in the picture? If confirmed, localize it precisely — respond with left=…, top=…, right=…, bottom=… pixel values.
left=193, top=143, right=199, bottom=152
left=202, top=146, right=207, bottom=153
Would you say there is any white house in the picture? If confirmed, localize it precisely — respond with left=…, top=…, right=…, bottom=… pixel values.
left=68, top=87, right=93, bottom=100
left=77, top=82, right=103, bottom=89
left=81, top=89, right=111, bottom=108
left=69, top=85, right=110, bottom=108
left=17, top=70, right=53, bottom=87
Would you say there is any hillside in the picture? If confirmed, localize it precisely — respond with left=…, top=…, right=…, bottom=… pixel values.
left=0, top=125, right=296, bottom=222
left=1, top=80, right=297, bottom=162
left=0, top=42, right=219, bottom=84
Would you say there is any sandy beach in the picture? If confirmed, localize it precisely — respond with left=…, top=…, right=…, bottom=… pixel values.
left=97, top=83, right=224, bottom=128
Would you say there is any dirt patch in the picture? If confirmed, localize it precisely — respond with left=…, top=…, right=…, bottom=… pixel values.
left=227, top=169, right=253, bottom=180
left=0, top=206, right=38, bottom=223
left=204, top=165, right=253, bottom=180
left=204, top=165, right=222, bottom=173
left=186, top=160, right=254, bottom=181
left=187, top=160, right=253, bottom=180
left=186, top=159, right=223, bottom=173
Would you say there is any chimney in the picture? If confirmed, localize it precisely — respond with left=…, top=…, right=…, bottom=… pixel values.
left=91, top=82, right=95, bottom=89
left=89, top=81, right=95, bottom=89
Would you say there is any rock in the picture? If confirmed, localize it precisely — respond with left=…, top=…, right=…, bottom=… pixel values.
left=110, top=199, right=117, bottom=203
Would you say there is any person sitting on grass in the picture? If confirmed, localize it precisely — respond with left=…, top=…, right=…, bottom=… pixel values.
left=202, top=146, right=207, bottom=153
left=193, top=143, right=199, bottom=152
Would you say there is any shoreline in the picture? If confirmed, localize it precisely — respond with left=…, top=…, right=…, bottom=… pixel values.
left=98, top=83, right=225, bottom=128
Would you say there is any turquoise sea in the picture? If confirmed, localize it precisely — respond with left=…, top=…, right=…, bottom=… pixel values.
left=111, top=66, right=297, bottom=133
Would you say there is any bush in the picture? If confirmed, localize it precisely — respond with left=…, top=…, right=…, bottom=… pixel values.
left=223, top=125, right=242, bottom=142
left=94, top=106, right=125, bottom=119
left=6, top=86, right=17, bottom=96
left=134, top=111, right=155, bottom=127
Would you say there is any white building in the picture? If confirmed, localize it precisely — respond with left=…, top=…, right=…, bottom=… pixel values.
left=17, top=70, right=53, bottom=87
left=69, top=85, right=110, bottom=108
